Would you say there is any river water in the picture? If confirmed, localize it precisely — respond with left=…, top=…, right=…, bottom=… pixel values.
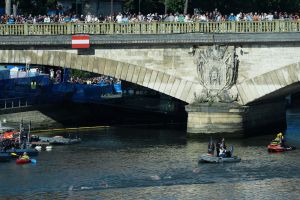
left=1, top=107, right=300, bottom=199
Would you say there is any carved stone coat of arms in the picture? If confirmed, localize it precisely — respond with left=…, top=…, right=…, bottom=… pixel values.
left=194, top=45, right=238, bottom=103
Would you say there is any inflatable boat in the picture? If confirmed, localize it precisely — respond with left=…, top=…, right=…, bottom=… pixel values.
left=199, top=153, right=241, bottom=163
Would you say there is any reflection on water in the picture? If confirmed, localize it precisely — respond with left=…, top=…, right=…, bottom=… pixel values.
left=285, top=107, right=300, bottom=146
left=1, top=106, right=300, bottom=199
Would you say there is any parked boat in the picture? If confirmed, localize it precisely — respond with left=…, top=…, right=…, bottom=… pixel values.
left=16, top=158, right=31, bottom=164
left=5, top=148, right=39, bottom=156
left=0, top=152, right=11, bottom=162
left=35, top=146, right=42, bottom=151
left=199, top=153, right=241, bottom=163
left=34, top=145, right=52, bottom=151
left=39, top=136, right=81, bottom=145
left=267, top=144, right=296, bottom=152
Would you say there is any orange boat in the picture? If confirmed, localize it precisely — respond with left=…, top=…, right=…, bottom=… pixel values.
left=267, top=144, right=295, bottom=152
left=16, top=159, right=31, bottom=164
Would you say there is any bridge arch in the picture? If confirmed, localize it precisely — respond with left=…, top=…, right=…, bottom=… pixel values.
left=0, top=50, right=199, bottom=104
left=236, top=62, right=300, bottom=105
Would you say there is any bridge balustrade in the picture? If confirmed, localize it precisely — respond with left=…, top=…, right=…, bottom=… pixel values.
left=0, top=21, right=300, bottom=35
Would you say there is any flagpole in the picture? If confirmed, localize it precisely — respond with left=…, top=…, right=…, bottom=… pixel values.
left=139, top=0, right=141, bottom=13
left=27, top=121, right=31, bottom=148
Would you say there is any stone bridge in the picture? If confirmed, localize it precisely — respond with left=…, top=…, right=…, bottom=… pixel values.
left=1, top=32, right=300, bottom=135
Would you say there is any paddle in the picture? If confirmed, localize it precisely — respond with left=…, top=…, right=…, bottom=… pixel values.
left=30, top=159, right=37, bottom=164
left=11, top=153, right=18, bottom=157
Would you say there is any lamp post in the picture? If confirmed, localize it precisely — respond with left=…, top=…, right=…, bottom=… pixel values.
left=111, top=0, right=113, bottom=15
left=184, top=0, right=188, bottom=15
left=164, top=0, right=167, bottom=14
left=139, top=0, right=141, bottom=13
left=5, top=0, right=11, bottom=15
left=76, top=0, right=78, bottom=15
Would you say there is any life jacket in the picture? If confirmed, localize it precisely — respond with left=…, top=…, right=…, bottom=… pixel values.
left=21, top=155, right=29, bottom=160
left=271, top=140, right=280, bottom=145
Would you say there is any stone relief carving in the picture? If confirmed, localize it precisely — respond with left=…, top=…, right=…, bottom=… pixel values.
left=193, top=45, right=238, bottom=103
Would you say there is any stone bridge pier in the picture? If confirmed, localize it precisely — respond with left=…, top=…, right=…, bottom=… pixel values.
left=185, top=101, right=287, bottom=136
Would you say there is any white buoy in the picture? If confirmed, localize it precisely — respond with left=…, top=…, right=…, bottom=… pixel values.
left=35, top=146, right=42, bottom=151
left=46, top=146, right=53, bottom=151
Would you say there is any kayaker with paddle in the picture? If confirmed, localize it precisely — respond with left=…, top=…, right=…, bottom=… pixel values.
left=268, top=132, right=296, bottom=152
left=273, top=132, right=285, bottom=147
left=20, top=152, right=30, bottom=160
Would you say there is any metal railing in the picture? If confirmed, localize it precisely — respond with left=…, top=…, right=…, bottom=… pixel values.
left=0, top=21, right=300, bottom=35
left=0, top=97, right=29, bottom=110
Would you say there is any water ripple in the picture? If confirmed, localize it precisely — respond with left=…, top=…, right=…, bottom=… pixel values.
left=1, top=125, right=300, bottom=199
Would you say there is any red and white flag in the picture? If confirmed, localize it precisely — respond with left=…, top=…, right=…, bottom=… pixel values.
left=72, top=35, right=90, bottom=49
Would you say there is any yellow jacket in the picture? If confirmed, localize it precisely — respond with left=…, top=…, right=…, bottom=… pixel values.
left=21, top=155, right=30, bottom=160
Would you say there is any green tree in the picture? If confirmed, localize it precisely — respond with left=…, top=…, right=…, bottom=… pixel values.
left=193, top=0, right=300, bottom=14
left=124, top=0, right=164, bottom=14
left=16, top=0, right=57, bottom=15
left=124, top=0, right=135, bottom=12
left=164, top=0, right=185, bottom=13
left=14, top=0, right=300, bottom=16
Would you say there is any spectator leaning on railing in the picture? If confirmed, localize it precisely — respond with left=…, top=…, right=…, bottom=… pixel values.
left=0, top=9, right=299, bottom=24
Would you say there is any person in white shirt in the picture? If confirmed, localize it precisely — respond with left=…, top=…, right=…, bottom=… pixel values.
left=137, top=12, right=144, bottom=22
left=168, top=13, right=175, bottom=22
left=116, top=12, right=123, bottom=23
left=85, top=14, right=92, bottom=23
left=44, top=16, right=50, bottom=23
left=266, top=12, right=274, bottom=21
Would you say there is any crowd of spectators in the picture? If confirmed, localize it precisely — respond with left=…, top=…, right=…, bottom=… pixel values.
left=48, top=68, right=120, bottom=85
left=69, top=75, right=121, bottom=85
left=0, top=8, right=300, bottom=24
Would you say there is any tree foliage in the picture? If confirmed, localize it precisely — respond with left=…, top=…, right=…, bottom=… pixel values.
left=165, top=0, right=185, bottom=14
left=123, top=0, right=300, bottom=14
left=123, top=0, right=189, bottom=14
left=14, top=0, right=300, bottom=15
left=192, top=0, right=300, bottom=13
left=124, top=0, right=165, bottom=14
left=16, top=0, right=57, bottom=15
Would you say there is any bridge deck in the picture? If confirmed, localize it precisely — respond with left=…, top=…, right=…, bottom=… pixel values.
left=1, top=32, right=300, bottom=46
